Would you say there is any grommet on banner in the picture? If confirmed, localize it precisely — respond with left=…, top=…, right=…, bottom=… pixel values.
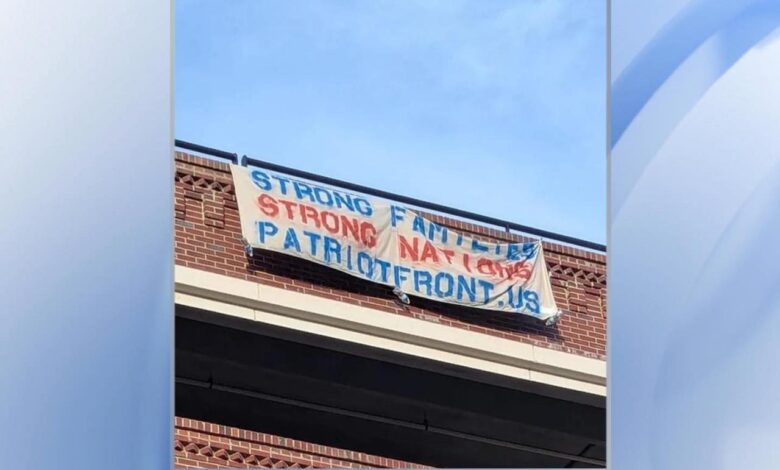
left=392, top=287, right=410, bottom=305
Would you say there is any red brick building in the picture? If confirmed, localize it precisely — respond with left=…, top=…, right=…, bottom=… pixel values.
left=173, top=147, right=606, bottom=468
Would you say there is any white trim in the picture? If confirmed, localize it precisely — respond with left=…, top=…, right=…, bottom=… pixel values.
left=174, top=266, right=606, bottom=396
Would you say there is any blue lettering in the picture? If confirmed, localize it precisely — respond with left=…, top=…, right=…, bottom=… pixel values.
left=478, top=280, right=494, bottom=304
left=314, top=187, right=334, bottom=207
left=393, top=265, right=411, bottom=287
left=413, top=270, right=433, bottom=296
left=471, top=239, right=489, bottom=253
left=524, top=243, right=538, bottom=260
left=508, top=242, right=537, bottom=261
left=412, top=216, right=426, bottom=237
left=333, top=192, right=355, bottom=211
left=357, top=252, right=374, bottom=278
left=251, top=170, right=272, bottom=191
left=456, top=276, right=476, bottom=302
left=507, top=287, right=524, bottom=309
left=283, top=228, right=301, bottom=252
left=256, top=221, right=278, bottom=244
left=434, top=272, right=454, bottom=298
left=375, top=259, right=391, bottom=283
left=523, top=290, right=540, bottom=314
left=302, top=231, right=321, bottom=256
left=323, top=236, right=341, bottom=264
left=428, top=222, right=448, bottom=244
left=391, top=205, right=406, bottom=227
left=271, top=174, right=290, bottom=195
left=354, top=198, right=373, bottom=217
left=293, top=181, right=315, bottom=202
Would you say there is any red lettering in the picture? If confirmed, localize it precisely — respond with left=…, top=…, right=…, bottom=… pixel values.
left=509, top=262, right=532, bottom=281
left=420, top=240, right=440, bottom=263
left=258, top=198, right=379, bottom=249
left=360, top=222, right=377, bottom=248
left=466, top=259, right=533, bottom=281
left=440, top=248, right=454, bottom=264
left=493, top=261, right=509, bottom=279
left=300, top=205, right=321, bottom=228
left=463, top=253, right=472, bottom=273
left=341, top=215, right=360, bottom=242
left=256, top=193, right=278, bottom=217
left=476, top=258, right=495, bottom=276
left=279, top=200, right=297, bottom=220
left=321, top=210, right=339, bottom=234
left=399, top=236, right=419, bottom=261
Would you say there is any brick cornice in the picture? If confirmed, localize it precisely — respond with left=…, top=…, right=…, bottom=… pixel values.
left=175, top=417, right=429, bottom=469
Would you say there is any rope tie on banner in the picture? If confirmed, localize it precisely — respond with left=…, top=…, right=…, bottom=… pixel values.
left=545, top=312, right=561, bottom=327
left=241, top=237, right=253, bottom=257
left=392, top=287, right=411, bottom=305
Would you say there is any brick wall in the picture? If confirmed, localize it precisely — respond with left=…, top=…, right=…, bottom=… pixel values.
left=174, top=151, right=606, bottom=359
left=175, top=418, right=428, bottom=469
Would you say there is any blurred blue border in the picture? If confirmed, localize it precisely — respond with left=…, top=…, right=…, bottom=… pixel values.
left=611, top=0, right=780, bottom=468
left=0, top=1, right=172, bottom=469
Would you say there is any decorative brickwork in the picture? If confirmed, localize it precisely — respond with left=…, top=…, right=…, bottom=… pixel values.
left=174, top=151, right=606, bottom=359
left=175, top=418, right=428, bottom=469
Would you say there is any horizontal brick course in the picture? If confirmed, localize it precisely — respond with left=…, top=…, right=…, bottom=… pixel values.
left=175, top=417, right=428, bottom=469
left=174, top=152, right=606, bottom=359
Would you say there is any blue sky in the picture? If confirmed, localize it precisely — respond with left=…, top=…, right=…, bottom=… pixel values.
left=176, top=0, right=606, bottom=244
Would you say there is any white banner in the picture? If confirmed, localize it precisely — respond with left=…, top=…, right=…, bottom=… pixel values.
left=231, top=165, right=561, bottom=322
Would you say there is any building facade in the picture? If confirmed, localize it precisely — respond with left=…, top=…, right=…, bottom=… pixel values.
left=173, top=150, right=607, bottom=468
